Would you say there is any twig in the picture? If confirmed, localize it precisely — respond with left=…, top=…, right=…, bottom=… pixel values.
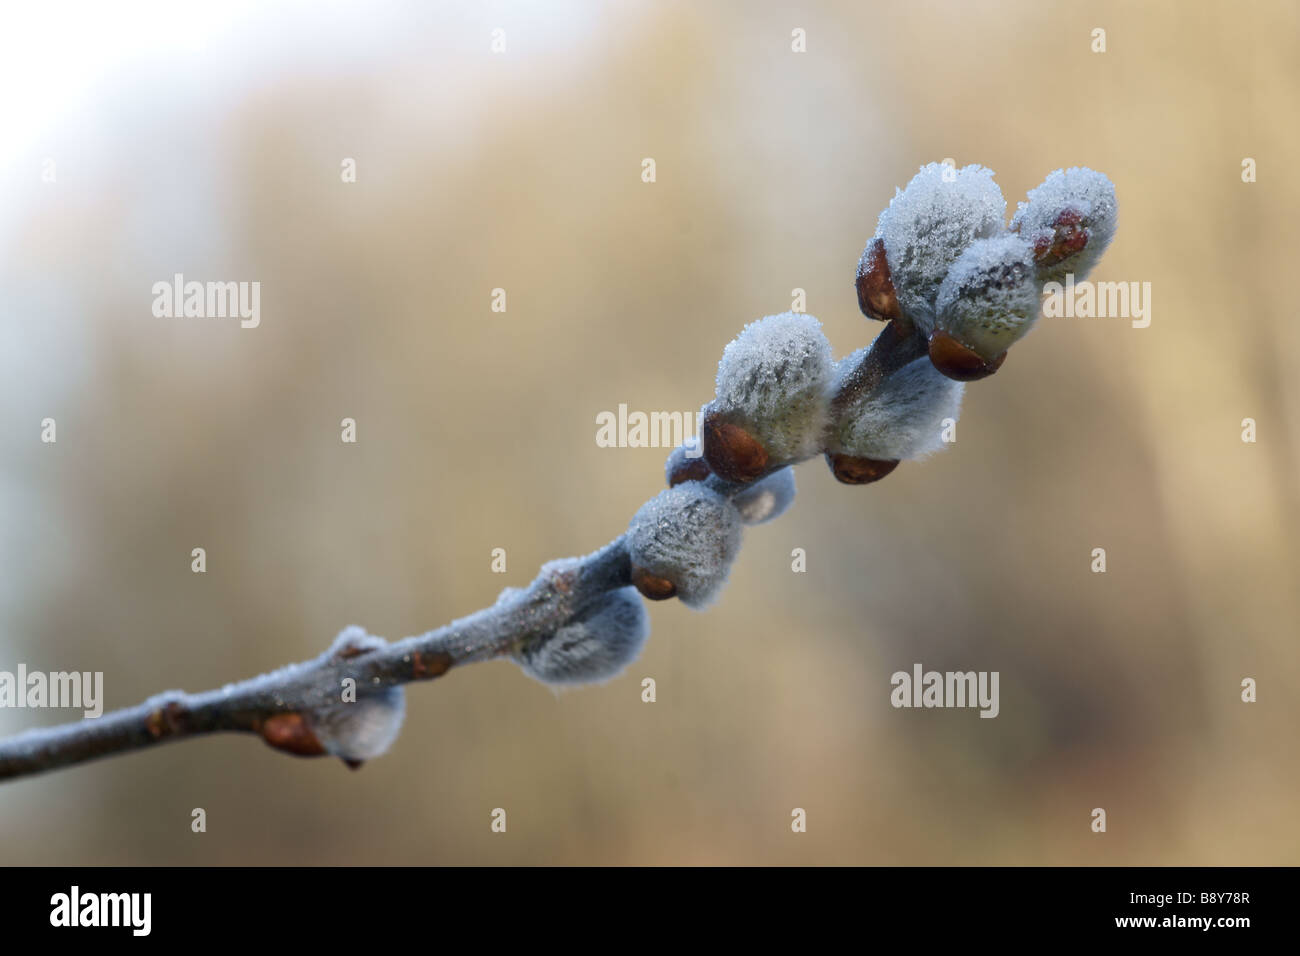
left=829, top=316, right=927, bottom=418
left=0, top=540, right=630, bottom=781
left=2, top=161, right=1117, bottom=784
left=0, top=323, right=917, bottom=783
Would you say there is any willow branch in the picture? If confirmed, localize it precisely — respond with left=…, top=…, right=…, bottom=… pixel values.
left=2, top=159, right=1119, bottom=784
left=0, top=323, right=920, bottom=784
left=0, top=540, right=631, bottom=782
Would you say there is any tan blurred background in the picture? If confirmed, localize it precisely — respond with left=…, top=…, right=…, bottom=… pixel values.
left=1, top=0, right=1297, bottom=865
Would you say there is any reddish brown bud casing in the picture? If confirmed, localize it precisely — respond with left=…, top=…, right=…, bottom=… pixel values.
left=702, top=414, right=769, bottom=483
left=1027, top=207, right=1088, bottom=266
left=927, top=330, right=1006, bottom=382
left=856, top=237, right=901, bottom=322
left=631, top=565, right=678, bottom=601
left=410, top=649, right=453, bottom=680
left=826, top=453, right=900, bottom=485
left=144, top=699, right=188, bottom=739
left=667, top=456, right=711, bottom=487
left=260, top=713, right=327, bottom=757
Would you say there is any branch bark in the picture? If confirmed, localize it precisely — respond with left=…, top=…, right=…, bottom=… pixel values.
left=0, top=540, right=631, bottom=782
left=0, top=319, right=920, bottom=784
left=829, top=316, right=927, bottom=418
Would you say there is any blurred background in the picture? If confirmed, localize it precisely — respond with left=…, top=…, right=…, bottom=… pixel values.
left=1, top=0, right=1297, bottom=865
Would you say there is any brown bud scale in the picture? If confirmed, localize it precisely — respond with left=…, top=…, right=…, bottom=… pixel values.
left=667, top=456, right=711, bottom=486
left=410, top=649, right=453, bottom=680
left=927, top=330, right=1006, bottom=382
left=144, top=699, right=188, bottom=739
left=826, top=453, right=900, bottom=485
left=702, top=414, right=769, bottom=483
left=856, top=237, right=901, bottom=322
left=260, top=713, right=327, bottom=757
left=631, top=565, right=678, bottom=601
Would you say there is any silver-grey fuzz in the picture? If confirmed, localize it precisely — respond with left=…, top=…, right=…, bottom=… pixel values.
left=731, top=467, right=797, bottom=525
left=827, top=353, right=964, bottom=461
left=627, top=483, right=743, bottom=608
left=513, top=586, right=649, bottom=685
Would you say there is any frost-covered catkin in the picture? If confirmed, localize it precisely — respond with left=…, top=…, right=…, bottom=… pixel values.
left=934, top=235, right=1040, bottom=362
left=513, top=586, right=649, bottom=686
left=627, top=483, right=743, bottom=608
left=704, top=312, right=833, bottom=481
left=879, top=163, right=1007, bottom=329
left=1010, top=167, right=1117, bottom=285
left=732, top=467, right=796, bottom=525
left=827, top=353, right=963, bottom=462
left=310, top=688, right=406, bottom=763
left=308, top=627, right=405, bottom=763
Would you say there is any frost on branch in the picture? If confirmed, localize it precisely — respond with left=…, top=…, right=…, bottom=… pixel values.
left=627, top=483, right=743, bottom=608
left=877, top=163, right=1006, bottom=329
left=1010, top=166, right=1118, bottom=285
left=0, top=162, right=1123, bottom=784
left=702, top=312, right=833, bottom=482
left=857, top=163, right=1117, bottom=383
left=259, top=626, right=406, bottom=768
left=312, top=627, right=405, bottom=764
left=329, top=623, right=387, bottom=658
left=933, top=234, right=1039, bottom=365
left=513, top=586, right=649, bottom=685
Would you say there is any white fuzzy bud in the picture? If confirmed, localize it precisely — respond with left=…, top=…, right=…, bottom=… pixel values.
left=494, top=585, right=525, bottom=606
left=879, top=163, right=1007, bottom=329
left=731, top=467, right=796, bottom=525
left=295, top=627, right=408, bottom=764
left=935, top=234, right=1040, bottom=361
left=328, top=624, right=386, bottom=658
left=827, top=353, right=963, bottom=461
left=708, top=312, right=834, bottom=470
left=1010, top=166, right=1117, bottom=284
left=627, top=484, right=743, bottom=609
left=513, top=586, right=649, bottom=686
left=309, top=686, right=406, bottom=763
